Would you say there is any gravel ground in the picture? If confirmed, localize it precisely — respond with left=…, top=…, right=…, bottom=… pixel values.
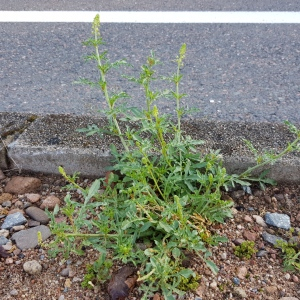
left=1, top=170, right=300, bottom=300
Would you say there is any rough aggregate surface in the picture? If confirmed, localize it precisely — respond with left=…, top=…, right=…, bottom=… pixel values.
left=0, top=170, right=300, bottom=299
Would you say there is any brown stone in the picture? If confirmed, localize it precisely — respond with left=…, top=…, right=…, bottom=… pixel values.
left=4, top=177, right=41, bottom=194
left=25, top=193, right=41, bottom=203
left=265, top=285, right=278, bottom=295
left=8, top=208, right=25, bottom=215
left=264, top=195, right=272, bottom=204
left=243, top=230, right=257, bottom=241
left=153, top=293, right=162, bottom=300
left=236, top=266, right=248, bottom=279
left=196, top=281, right=206, bottom=297
left=40, top=195, right=61, bottom=210
left=244, top=215, right=253, bottom=223
left=233, top=238, right=245, bottom=246
left=0, top=193, right=13, bottom=204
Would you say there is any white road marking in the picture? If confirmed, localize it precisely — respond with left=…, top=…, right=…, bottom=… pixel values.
left=0, top=11, right=300, bottom=23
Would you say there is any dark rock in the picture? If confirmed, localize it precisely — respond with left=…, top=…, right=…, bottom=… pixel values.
left=25, top=206, right=50, bottom=224
left=256, top=250, right=268, bottom=257
left=262, top=232, right=286, bottom=246
left=231, top=190, right=245, bottom=200
left=274, top=194, right=285, bottom=201
left=61, top=268, right=70, bottom=277
left=27, top=219, right=41, bottom=227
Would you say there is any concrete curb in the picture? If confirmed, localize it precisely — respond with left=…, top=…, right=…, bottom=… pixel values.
left=1, top=112, right=299, bottom=183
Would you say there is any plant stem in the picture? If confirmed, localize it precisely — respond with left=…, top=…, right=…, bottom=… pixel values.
left=94, top=22, right=129, bottom=152
left=239, top=136, right=300, bottom=178
left=65, top=232, right=121, bottom=238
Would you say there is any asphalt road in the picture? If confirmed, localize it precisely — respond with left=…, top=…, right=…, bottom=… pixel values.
left=0, top=3, right=299, bottom=123
left=1, top=0, right=300, bottom=11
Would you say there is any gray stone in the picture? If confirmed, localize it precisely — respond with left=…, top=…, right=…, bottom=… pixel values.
left=23, top=260, right=42, bottom=275
left=60, top=268, right=70, bottom=277
left=0, top=236, right=8, bottom=245
left=262, top=232, right=286, bottom=246
left=256, top=250, right=268, bottom=257
left=2, top=200, right=12, bottom=208
left=253, top=215, right=267, bottom=227
left=233, top=287, right=247, bottom=298
left=265, top=212, right=291, bottom=230
left=231, top=190, right=245, bottom=200
left=9, top=289, right=18, bottom=296
left=25, top=206, right=50, bottom=224
left=11, top=225, right=51, bottom=250
left=1, top=212, right=27, bottom=229
left=27, top=219, right=41, bottom=227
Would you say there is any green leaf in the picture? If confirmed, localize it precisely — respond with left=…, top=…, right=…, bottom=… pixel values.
left=53, top=204, right=60, bottom=216
left=206, top=260, right=219, bottom=274
left=158, top=221, right=173, bottom=233
left=178, top=268, right=194, bottom=278
left=121, top=219, right=133, bottom=230
left=172, top=247, right=181, bottom=259
left=85, top=179, right=101, bottom=204
left=140, top=221, right=153, bottom=233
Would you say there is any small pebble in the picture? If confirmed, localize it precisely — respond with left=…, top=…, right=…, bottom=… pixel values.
left=284, top=273, right=291, bottom=280
left=60, top=268, right=70, bottom=277
left=220, top=252, right=227, bottom=260
left=233, top=277, right=240, bottom=285
left=253, top=215, right=267, bottom=227
left=12, top=225, right=26, bottom=232
left=23, top=260, right=42, bottom=275
left=5, top=258, right=14, bottom=264
left=233, top=287, right=247, bottom=298
left=9, top=289, right=18, bottom=296
left=256, top=250, right=268, bottom=257
left=2, top=201, right=12, bottom=208
left=64, top=278, right=71, bottom=288
left=236, top=266, right=248, bottom=279
left=244, top=215, right=253, bottom=223
left=210, top=281, right=217, bottom=289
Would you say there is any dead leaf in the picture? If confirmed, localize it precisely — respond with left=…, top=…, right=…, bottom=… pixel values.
left=108, top=266, right=136, bottom=300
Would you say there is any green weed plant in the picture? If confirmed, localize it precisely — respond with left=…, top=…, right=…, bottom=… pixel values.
left=234, top=241, right=257, bottom=259
left=276, top=239, right=300, bottom=272
left=46, top=15, right=300, bottom=299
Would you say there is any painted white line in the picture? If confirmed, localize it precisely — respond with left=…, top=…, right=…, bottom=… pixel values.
left=0, top=11, right=300, bottom=23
